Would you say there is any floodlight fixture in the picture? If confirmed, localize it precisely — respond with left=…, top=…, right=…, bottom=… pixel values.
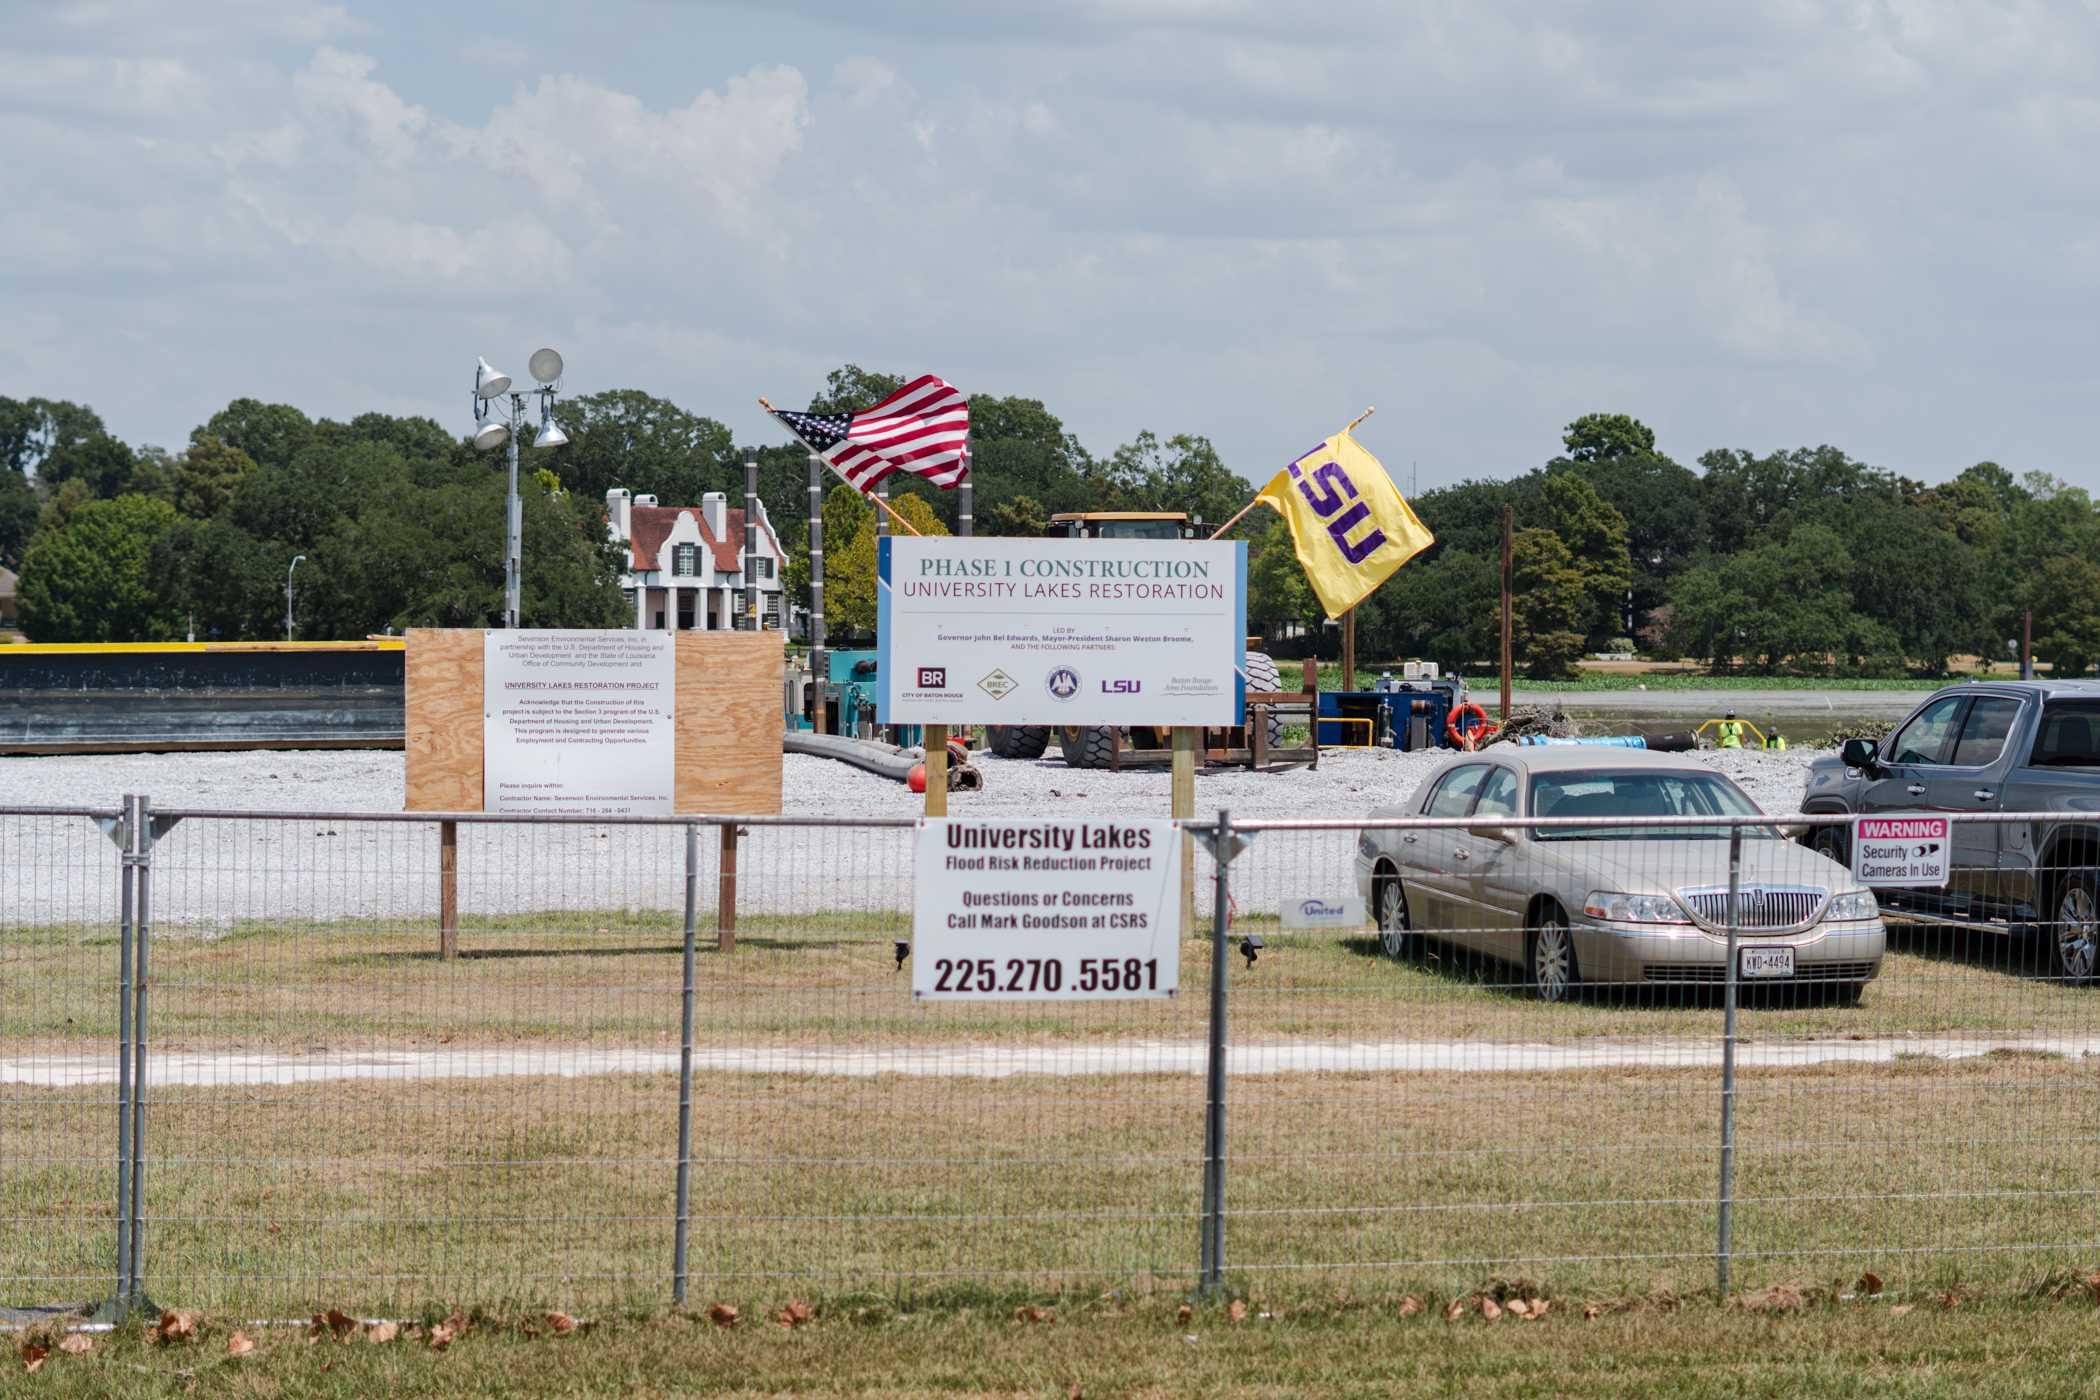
left=474, top=418, right=511, bottom=452
left=528, top=347, right=564, bottom=385
left=476, top=357, right=512, bottom=400
left=535, top=418, right=570, bottom=450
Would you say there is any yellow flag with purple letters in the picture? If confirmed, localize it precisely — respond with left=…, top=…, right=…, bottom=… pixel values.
left=1254, top=430, right=1434, bottom=619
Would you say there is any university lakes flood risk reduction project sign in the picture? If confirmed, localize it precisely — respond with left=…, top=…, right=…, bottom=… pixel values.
left=913, top=818, right=1182, bottom=999
left=482, top=630, right=677, bottom=815
left=878, top=536, right=1246, bottom=725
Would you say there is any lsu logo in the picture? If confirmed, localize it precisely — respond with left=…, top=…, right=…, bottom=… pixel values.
left=1100, top=679, right=1141, bottom=694
left=1287, top=455, right=1386, bottom=564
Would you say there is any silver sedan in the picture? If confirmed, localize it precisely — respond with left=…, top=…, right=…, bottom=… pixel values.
left=1353, top=748, right=1886, bottom=1002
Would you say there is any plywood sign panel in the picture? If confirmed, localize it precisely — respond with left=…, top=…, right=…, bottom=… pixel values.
left=676, top=630, right=783, bottom=814
left=404, top=628, right=783, bottom=815
left=404, top=628, right=482, bottom=812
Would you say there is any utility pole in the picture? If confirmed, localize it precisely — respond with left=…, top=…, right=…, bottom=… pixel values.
left=808, top=451, right=826, bottom=730
left=2023, top=610, right=2034, bottom=680
left=742, top=448, right=761, bottom=630
left=1499, top=505, right=1514, bottom=724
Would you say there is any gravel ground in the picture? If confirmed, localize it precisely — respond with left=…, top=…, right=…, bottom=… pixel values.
left=0, top=744, right=1821, bottom=927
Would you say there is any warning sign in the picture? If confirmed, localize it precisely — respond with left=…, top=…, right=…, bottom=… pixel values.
left=1852, top=815, right=1950, bottom=889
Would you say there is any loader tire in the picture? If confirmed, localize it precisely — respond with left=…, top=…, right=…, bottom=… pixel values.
left=1059, top=725, right=1121, bottom=769
left=1243, top=651, right=1286, bottom=749
left=987, top=725, right=1052, bottom=761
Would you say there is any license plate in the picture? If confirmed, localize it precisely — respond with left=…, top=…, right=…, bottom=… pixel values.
left=1740, top=946, right=1796, bottom=979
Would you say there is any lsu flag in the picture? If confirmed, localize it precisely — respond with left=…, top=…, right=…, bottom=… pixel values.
left=1255, top=431, right=1433, bottom=619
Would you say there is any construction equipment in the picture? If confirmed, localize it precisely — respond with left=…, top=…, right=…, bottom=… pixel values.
left=985, top=511, right=1304, bottom=769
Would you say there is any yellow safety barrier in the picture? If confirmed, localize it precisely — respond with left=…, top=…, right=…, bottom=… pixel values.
left=1324, top=716, right=1377, bottom=749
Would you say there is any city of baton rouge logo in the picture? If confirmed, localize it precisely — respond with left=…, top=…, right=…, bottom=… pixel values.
left=1045, top=666, right=1081, bottom=701
left=978, top=669, right=1017, bottom=701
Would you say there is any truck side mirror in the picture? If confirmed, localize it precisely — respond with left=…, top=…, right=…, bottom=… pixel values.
left=1839, top=737, right=1879, bottom=771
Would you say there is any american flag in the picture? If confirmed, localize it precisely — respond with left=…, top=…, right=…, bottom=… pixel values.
left=768, top=374, right=970, bottom=493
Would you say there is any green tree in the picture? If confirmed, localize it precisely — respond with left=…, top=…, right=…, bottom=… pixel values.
left=0, top=397, right=109, bottom=480
left=828, top=493, right=949, bottom=634
left=808, top=364, right=906, bottom=415
left=1248, top=531, right=1317, bottom=633
left=1536, top=471, right=1633, bottom=643
left=542, top=389, right=735, bottom=509
left=1561, top=412, right=1657, bottom=462
left=0, top=470, right=38, bottom=567
left=1510, top=528, right=1587, bottom=678
left=985, top=494, right=1048, bottom=537
left=18, top=494, right=185, bottom=641
left=195, top=399, right=315, bottom=472
left=37, top=432, right=138, bottom=497
left=2027, top=556, right=2100, bottom=677
left=1097, top=430, right=1250, bottom=526
left=1358, top=548, right=1499, bottom=673
left=168, top=436, right=258, bottom=520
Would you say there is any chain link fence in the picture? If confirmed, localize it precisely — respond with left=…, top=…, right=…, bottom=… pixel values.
left=6, top=797, right=2100, bottom=1319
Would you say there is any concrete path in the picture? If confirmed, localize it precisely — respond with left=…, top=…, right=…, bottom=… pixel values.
left=4, top=1033, right=2089, bottom=1085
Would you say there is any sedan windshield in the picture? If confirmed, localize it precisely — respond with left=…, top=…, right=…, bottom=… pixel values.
left=1529, top=770, right=1777, bottom=841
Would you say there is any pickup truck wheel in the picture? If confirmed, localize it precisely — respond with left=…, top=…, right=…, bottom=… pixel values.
left=1810, top=824, right=1849, bottom=867
left=2051, top=869, right=2100, bottom=986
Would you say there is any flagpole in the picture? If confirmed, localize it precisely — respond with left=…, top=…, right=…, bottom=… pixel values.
left=759, top=397, right=923, bottom=536
left=1206, top=406, right=1379, bottom=541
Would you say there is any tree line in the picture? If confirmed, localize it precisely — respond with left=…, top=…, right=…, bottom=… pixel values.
left=5, top=382, right=2094, bottom=678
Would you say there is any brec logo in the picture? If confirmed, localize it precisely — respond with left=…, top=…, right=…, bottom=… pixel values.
left=1100, top=679, right=1141, bottom=694
left=917, top=666, right=947, bottom=689
left=1045, top=666, right=1081, bottom=701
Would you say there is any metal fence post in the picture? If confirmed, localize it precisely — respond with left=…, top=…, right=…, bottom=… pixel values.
left=673, top=821, right=700, bottom=1304
left=1716, top=822, right=1744, bottom=1296
left=106, top=795, right=138, bottom=1317
left=127, top=793, right=155, bottom=1304
left=1198, top=809, right=1233, bottom=1296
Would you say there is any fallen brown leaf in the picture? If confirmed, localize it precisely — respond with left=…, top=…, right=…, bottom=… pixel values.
left=1226, top=1299, right=1248, bottom=1323
left=1583, top=1304, right=1603, bottom=1321
left=1889, top=1305, right=1913, bottom=1318
left=1013, top=1306, right=1054, bottom=1324
left=545, top=1312, right=578, bottom=1336
left=226, top=1332, right=256, bottom=1358
left=154, top=1310, right=201, bottom=1343
left=1397, top=1296, right=1422, bottom=1318
left=707, top=1303, right=739, bottom=1329
left=1480, top=1297, right=1504, bottom=1322
left=1529, top=1299, right=1551, bottom=1320
left=366, top=1321, right=399, bottom=1345
left=1445, top=1299, right=1468, bottom=1321
left=1175, top=1304, right=1192, bottom=1325
left=19, top=1342, right=48, bottom=1375
left=1506, top=1298, right=1532, bottom=1318
left=1858, top=1272, right=1884, bottom=1297
left=56, top=1334, right=92, bottom=1356
left=774, top=1302, right=813, bottom=1330
left=1935, top=1290, right=1964, bottom=1309
left=427, top=1311, right=469, bottom=1351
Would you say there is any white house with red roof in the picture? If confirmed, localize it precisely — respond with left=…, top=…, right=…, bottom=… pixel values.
left=606, top=487, right=785, bottom=631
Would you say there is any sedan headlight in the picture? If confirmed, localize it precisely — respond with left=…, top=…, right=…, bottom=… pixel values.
left=1583, top=891, right=1691, bottom=924
left=1824, top=889, right=1879, bottom=922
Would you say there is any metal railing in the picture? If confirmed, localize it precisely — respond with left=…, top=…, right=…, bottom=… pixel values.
left=5, top=800, right=2100, bottom=1319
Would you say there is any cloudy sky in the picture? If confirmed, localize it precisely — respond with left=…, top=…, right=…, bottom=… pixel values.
left=5, top=0, right=2098, bottom=490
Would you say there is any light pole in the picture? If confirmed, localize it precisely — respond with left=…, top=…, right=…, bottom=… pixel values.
left=284, top=554, right=306, bottom=641
left=472, top=350, right=571, bottom=628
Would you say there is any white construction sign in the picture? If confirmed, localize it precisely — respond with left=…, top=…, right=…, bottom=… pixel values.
left=913, top=818, right=1181, bottom=999
left=877, top=536, right=1245, bottom=725
left=1851, top=814, right=1950, bottom=889
left=483, top=630, right=676, bottom=816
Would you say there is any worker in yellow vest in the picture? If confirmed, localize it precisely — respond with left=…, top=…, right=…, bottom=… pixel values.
left=1764, top=728, right=1787, bottom=752
left=1718, top=711, right=1746, bottom=749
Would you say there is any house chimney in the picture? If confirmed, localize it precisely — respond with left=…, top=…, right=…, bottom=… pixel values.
left=606, top=488, right=631, bottom=540
left=634, top=493, right=658, bottom=509
left=702, top=491, right=728, bottom=542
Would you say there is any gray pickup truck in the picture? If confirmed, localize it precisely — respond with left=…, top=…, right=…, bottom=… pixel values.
left=1799, top=680, right=2100, bottom=983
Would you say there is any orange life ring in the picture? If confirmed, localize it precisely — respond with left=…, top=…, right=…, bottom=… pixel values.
left=1447, top=703, right=1498, bottom=751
